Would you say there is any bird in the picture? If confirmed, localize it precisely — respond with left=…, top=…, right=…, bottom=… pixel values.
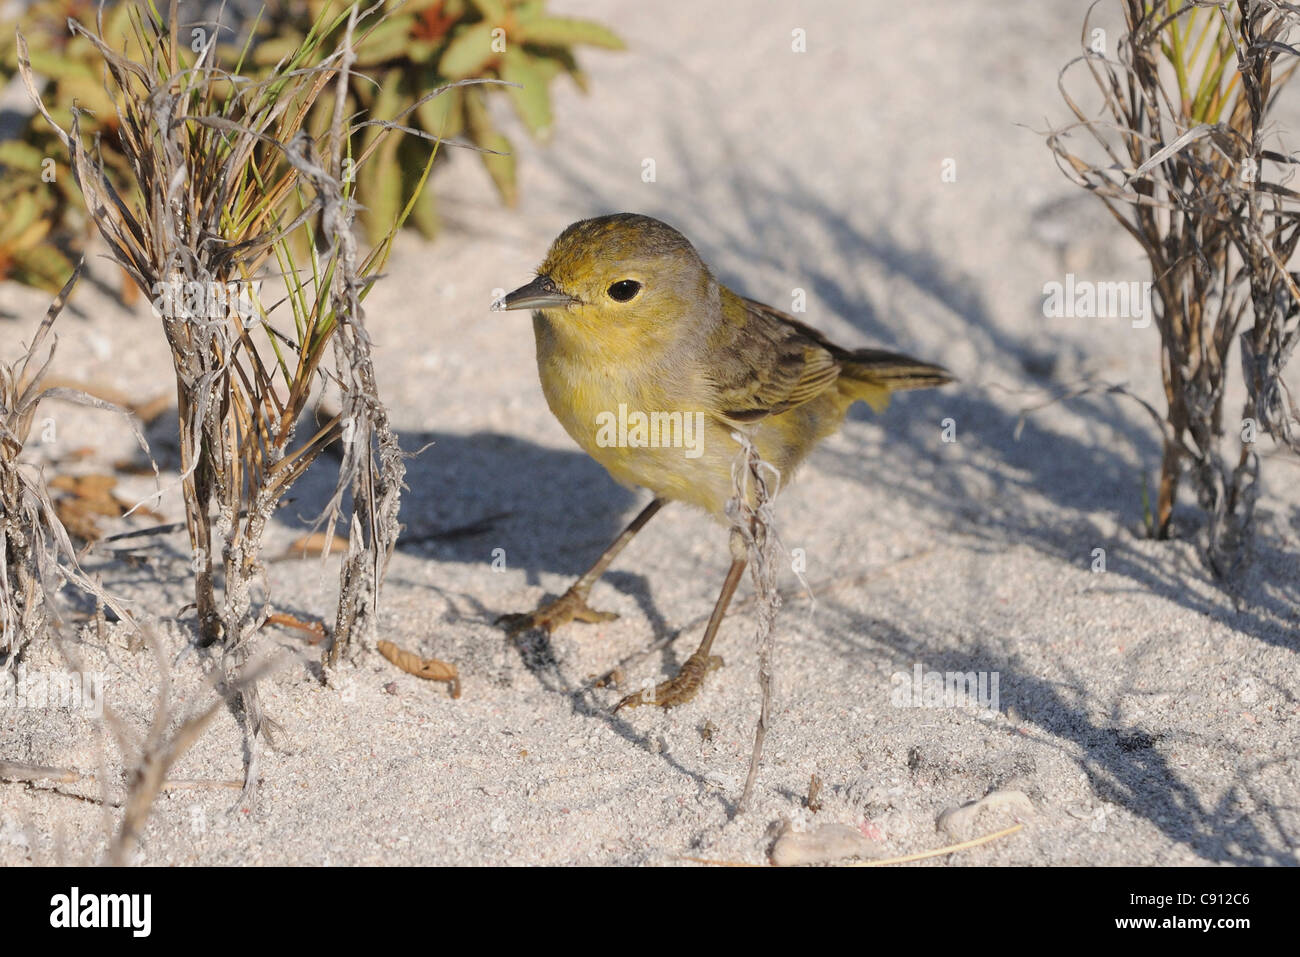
left=492, top=213, right=952, bottom=710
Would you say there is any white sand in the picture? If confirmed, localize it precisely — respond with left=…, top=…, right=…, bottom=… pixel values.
left=2, top=0, right=1297, bottom=866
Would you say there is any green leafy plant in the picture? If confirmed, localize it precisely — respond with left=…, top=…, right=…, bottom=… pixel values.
left=0, top=0, right=141, bottom=291
left=0, top=161, right=76, bottom=290
left=243, top=0, right=622, bottom=241
left=0, top=0, right=623, bottom=288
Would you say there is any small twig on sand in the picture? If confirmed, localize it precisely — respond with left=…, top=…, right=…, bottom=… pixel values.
left=676, top=822, right=1025, bottom=867
left=1, top=762, right=239, bottom=800
left=0, top=761, right=85, bottom=784
left=848, top=823, right=1024, bottom=867
left=158, top=779, right=243, bottom=791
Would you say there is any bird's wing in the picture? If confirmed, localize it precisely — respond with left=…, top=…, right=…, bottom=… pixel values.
left=707, top=294, right=842, bottom=423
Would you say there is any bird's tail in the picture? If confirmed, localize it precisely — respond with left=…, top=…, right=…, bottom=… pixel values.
left=838, top=349, right=953, bottom=413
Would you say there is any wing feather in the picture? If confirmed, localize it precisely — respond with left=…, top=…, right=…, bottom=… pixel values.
left=708, top=295, right=842, bottom=422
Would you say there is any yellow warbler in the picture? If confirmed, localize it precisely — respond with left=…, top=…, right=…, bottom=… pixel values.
left=494, top=213, right=951, bottom=709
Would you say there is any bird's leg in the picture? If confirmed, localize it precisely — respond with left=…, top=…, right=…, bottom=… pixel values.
left=615, top=556, right=747, bottom=711
left=498, top=497, right=666, bottom=636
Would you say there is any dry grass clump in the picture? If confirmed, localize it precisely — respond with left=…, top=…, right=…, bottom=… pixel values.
left=1, top=265, right=140, bottom=666
left=17, top=0, right=453, bottom=798
left=1048, top=0, right=1300, bottom=575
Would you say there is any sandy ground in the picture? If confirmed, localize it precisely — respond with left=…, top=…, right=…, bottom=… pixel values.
left=2, top=0, right=1298, bottom=866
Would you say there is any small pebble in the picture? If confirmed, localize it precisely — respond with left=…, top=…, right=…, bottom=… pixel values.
left=937, top=789, right=1034, bottom=841
left=771, top=823, right=886, bottom=866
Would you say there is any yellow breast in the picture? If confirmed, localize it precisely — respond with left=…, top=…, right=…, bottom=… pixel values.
left=531, top=312, right=855, bottom=517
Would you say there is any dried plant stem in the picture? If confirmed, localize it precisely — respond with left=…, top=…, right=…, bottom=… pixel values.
left=848, top=822, right=1025, bottom=867
left=95, top=627, right=278, bottom=866
left=727, top=431, right=784, bottom=815
left=157, top=779, right=243, bottom=791
left=1, top=262, right=143, bottom=663
left=306, top=7, right=407, bottom=669
left=739, top=656, right=772, bottom=814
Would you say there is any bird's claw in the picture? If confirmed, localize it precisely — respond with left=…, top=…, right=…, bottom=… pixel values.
left=613, top=650, right=724, bottom=712
left=496, top=587, right=619, bottom=636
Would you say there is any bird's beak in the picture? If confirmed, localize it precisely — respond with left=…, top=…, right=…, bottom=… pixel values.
left=491, top=275, right=577, bottom=312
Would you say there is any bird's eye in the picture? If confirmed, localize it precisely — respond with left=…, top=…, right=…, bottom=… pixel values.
left=607, top=279, right=642, bottom=302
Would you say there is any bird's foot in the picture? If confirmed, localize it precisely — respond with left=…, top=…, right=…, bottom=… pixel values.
left=496, top=587, right=619, bottom=636
left=614, top=650, right=724, bottom=712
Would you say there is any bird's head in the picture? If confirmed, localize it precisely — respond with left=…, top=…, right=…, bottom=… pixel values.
left=492, top=214, right=717, bottom=342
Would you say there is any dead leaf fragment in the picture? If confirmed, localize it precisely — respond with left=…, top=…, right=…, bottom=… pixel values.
left=51, top=472, right=164, bottom=541
left=377, top=640, right=460, bottom=698
left=264, top=612, right=327, bottom=645
left=279, top=531, right=349, bottom=559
